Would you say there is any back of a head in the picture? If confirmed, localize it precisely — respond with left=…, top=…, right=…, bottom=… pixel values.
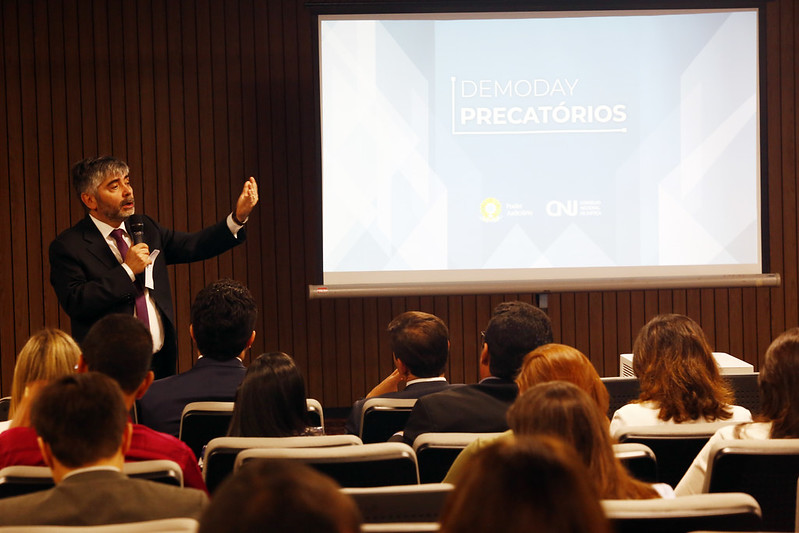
left=198, top=459, right=362, bottom=533
left=10, top=328, right=80, bottom=418
left=506, top=381, right=657, bottom=500
left=388, top=311, right=449, bottom=377
left=81, top=314, right=153, bottom=394
left=228, top=352, right=308, bottom=437
left=508, top=381, right=607, bottom=468
left=760, top=327, right=799, bottom=438
left=483, top=301, right=553, bottom=380
left=439, top=435, right=610, bottom=533
left=632, top=313, right=732, bottom=422
left=191, top=279, right=257, bottom=361
left=31, top=372, right=128, bottom=468
left=515, top=343, right=609, bottom=415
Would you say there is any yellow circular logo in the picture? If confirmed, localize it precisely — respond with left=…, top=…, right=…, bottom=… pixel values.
left=480, top=198, right=502, bottom=222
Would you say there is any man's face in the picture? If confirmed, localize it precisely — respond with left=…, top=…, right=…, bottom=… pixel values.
left=82, top=172, right=135, bottom=226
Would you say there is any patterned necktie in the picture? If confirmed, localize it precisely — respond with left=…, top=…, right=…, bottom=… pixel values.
left=110, top=228, right=150, bottom=330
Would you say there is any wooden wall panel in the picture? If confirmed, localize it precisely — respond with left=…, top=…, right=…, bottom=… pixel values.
left=1, top=0, right=798, bottom=410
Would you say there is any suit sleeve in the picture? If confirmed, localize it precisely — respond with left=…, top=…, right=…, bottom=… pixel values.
left=154, top=216, right=246, bottom=266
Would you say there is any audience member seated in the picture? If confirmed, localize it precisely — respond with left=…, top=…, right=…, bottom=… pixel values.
left=138, top=279, right=257, bottom=436
left=676, top=327, right=799, bottom=495
left=438, top=435, right=611, bottom=533
left=198, top=459, right=361, bottom=533
left=0, top=328, right=80, bottom=434
left=345, top=311, right=453, bottom=436
left=444, top=343, right=611, bottom=483
left=402, top=301, right=553, bottom=444
left=516, top=382, right=670, bottom=497
left=0, top=372, right=207, bottom=526
left=0, top=314, right=207, bottom=491
left=228, top=351, right=317, bottom=437
left=610, top=314, right=751, bottom=434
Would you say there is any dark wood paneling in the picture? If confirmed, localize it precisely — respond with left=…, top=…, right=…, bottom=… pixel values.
left=1, top=0, right=798, bottom=410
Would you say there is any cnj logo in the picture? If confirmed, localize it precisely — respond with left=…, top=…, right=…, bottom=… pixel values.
left=546, top=200, right=579, bottom=217
left=480, top=198, right=502, bottom=222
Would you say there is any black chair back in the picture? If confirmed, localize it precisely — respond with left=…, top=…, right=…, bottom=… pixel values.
left=722, top=373, right=761, bottom=416
left=601, top=377, right=640, bottom=419
left=360, top=399, right=417, bottom=444
left=706, top=439, right=799, bottom=531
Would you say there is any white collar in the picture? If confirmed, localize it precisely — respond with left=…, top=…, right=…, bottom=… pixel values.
left=89, top=214, right=125, bottom=239
left=405, top=376, right=447, bottom=386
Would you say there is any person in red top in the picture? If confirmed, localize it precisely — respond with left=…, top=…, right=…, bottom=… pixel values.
left=0, top=314, right=206, bottom=492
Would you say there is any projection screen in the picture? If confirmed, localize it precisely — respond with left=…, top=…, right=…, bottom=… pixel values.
left=311, top=7, right=776, bottom=298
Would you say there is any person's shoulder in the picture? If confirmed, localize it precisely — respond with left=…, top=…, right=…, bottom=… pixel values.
left=50, top=217, right=92, bottom=247
left=130, top=424, right=193, bottom=455
left=0, top=426, right=38, bottom=444
left=728, top=404, right=753, bottom=421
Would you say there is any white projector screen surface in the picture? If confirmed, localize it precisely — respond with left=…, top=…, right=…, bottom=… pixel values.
left=317, top=9, right=762, bottom=293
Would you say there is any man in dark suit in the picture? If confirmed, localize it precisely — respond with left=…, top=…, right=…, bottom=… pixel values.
left=345, top=311, right=453, bottom=436
left=138, top=279, right=257, bottom=436
left=0, top=372, right=207, bottom=526
left=402, top=301, right=553, bottom=445
left=49, top=156, right=258, bottom=377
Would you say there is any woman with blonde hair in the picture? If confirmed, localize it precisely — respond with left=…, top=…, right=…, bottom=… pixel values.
left=0, top=329, right=80, bottom=432
left=676, top=327, right=799, bottom=494
left=610, top=314, right=751, bottom=433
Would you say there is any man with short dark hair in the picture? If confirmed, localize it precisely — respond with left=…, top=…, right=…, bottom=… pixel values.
left=49, top=156, right=259, bottom=378
left=0, top=373, right=207, bottom=526
left=0, top=314, right=206, bottom=491
left=344, top=311, right=453, bottom=435
left=402, top=301, right=553, bottom=444
left=138, top=279, right=257, bottom=436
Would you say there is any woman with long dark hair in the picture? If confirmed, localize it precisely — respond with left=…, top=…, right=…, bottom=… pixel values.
left=228, top=352, right=311, bottom=438
left=676, top=327, right=799, bottom=494
left=508, top=381, right=664, bottom=499
left=610, top=314, right=751, bottom=433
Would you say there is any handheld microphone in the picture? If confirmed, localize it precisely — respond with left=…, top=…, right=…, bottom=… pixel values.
left=130, top=217, right=145, bottom=245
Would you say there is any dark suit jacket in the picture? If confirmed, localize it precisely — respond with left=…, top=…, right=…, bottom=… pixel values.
left=344, top=379, right=454, bottom=435
left=0, top=469, right=208, bottom=526
left=402, top=378, right=519, bottom=445
left=137, top=357, right=247, bottom=436
left=49, top=214, right=245, bottom=375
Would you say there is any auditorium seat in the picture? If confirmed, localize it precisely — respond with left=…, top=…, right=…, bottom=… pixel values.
left=202, top=434, right=362, bottom=493
left=612, top=422, right=737, bottom=488
left=179, top=399, right=326, bottom=459
left=235, top=442, right=419, bottom=487
left=602, top=492, right=761, bottom=533
left=612, top=442, right=658, bottom=483
left=342, top=483, right=453, bottom=523
left=0, top=461, right=185, bottom=499
left=178, top=402, right=235, bottom=459
left=722, top=373, right=761, bottom=416
left=601, top=377, right=640, bottom=419
left=705, top=438, right=799, bottom=531
left=0, top=517, right=199, bottom=532
left=359, top=398, right=417, bottom=444
left=412, top=432, right=502, bottom=483
left=360, top=524, right=440, bottom=533
left=0, top=397, right=11, bottom=423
